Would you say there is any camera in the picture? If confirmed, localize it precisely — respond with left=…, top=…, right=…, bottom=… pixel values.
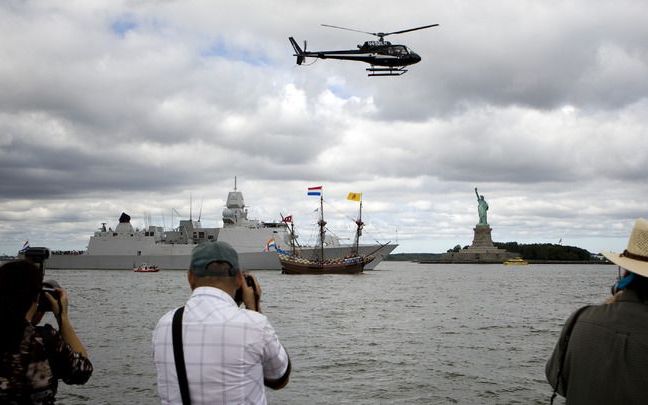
left=22, top=247, right=51, bottom=271
left=38, top=279, right=61, bottom=313
left=234, top=274, right=257, bottom=306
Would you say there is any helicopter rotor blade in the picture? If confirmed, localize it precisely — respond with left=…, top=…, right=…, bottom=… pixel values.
left=381, top=24, right=439, bottom=37
left=321, top=24, right=379, bottom=37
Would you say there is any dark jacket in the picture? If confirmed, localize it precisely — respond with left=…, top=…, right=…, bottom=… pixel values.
left=0, top=323, right=93, bottom=404
left=546, top=290, right=648, bottom=404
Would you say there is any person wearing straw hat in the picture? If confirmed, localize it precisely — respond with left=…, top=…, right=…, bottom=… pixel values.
left=545, top=218, right=648, bottom=404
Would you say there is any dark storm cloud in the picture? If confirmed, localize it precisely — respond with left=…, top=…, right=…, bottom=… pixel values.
left=0, top=127, right=181, bottom=199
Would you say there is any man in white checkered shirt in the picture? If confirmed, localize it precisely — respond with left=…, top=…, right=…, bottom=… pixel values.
left=153, top=241, right=291, bottom=404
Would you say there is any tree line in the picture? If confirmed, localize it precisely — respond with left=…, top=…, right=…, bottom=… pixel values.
left=493, top=242, right=595, bottom=261
left=386, top=242, right=601, bottom=262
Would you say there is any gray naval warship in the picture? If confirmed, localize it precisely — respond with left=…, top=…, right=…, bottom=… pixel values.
left=47, top=186, right=397, bottom=270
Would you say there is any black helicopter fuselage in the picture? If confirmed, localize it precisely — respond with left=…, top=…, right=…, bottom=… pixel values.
left=289, top=38, right=421, bottom=67
left=290, top=23, right=437, bottom=76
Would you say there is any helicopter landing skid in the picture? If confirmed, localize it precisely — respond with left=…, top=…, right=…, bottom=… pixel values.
left=366, top=66, right=408, bottom=76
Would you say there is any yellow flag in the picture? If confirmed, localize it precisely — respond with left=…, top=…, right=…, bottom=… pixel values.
left=347, top=192, right=362, bottom=202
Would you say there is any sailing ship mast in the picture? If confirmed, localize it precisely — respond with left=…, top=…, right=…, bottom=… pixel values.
left=281, top=213, right=298, bottom=256
left=289, top=221, right=297, bottom=255
left=353, top=199, right=364, bottom=256
left=317, top=192, right=326, bottom=263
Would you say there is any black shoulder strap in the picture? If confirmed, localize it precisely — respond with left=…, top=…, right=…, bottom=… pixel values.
left=172, top=306, right=191, bottom=405
left=550, top=305, right=591, bottom=404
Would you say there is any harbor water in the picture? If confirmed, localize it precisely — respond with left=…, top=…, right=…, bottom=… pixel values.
left=46, top=262, right=614, bottom=404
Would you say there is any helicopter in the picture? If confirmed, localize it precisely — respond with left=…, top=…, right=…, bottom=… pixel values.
left=289, top=23, right=439, bottom=76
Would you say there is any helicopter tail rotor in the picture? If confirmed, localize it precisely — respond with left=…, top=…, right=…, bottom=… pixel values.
left=289, top=37, right=305, bottom=65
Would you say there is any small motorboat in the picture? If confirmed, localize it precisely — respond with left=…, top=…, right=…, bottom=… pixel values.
left=133, top=263, right=160, bottom=272
left=503, top=257, right=528, bottom=266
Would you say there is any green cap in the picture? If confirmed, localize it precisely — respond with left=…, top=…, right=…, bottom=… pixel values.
left=190, top=241, right=240, bottom=276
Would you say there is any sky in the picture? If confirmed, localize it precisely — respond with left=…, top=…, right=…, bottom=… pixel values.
left=1, top=0, right=647, bottom=256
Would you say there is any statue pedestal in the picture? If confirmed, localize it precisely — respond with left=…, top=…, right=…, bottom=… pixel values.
left=440, top=224, right=514, bottom=263
left=472, top=225, right=494, bottom=248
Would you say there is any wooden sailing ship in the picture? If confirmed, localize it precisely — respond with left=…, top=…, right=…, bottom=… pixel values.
left=278, top=188, right=375, bottom=275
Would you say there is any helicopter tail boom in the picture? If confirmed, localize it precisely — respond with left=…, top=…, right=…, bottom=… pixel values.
left=289, top=37, right=305, bottom=65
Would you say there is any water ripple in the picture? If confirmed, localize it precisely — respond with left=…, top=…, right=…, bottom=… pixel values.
left=45, top=263, right=613, bottom=404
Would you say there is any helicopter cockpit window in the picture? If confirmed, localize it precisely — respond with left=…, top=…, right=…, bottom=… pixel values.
left=388, top=46, right=408, bottom=56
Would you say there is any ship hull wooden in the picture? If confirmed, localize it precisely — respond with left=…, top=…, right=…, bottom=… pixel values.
left=279, top=255, right=374, bottom=275
left=280, top=260, right=365, bottom=275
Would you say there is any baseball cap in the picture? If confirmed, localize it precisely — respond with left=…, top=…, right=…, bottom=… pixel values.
left=190, top=241, right=240, bottom=277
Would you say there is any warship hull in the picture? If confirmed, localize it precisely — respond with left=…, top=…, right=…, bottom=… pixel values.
left=47, top=244, right=396, bottom=271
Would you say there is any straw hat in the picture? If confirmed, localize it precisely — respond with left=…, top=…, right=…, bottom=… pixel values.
left=602, top=218, right=648, bottom=277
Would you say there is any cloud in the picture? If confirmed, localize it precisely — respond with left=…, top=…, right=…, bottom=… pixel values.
left=0, top=0, right=647, bottom=255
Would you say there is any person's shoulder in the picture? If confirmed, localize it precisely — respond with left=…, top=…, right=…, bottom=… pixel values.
left=235, top=308, right=274, bottom=331
left=573, top=301, right=635, bottom=328
left=152, top=307, right=182, bottom=345
left=240, top=308, right=269, bottom=323
left=586, top=295, right=648, bottom=321
left=570, top=304, right=597, bottom=319
left=557, top=304, right=596, bottom=332
left=154, top=307, right=181, bottom=329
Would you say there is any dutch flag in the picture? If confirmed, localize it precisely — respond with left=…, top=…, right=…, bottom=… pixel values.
left=307, top=186, right=322, bottom=196
left=264, top=239, right=277, bottom=252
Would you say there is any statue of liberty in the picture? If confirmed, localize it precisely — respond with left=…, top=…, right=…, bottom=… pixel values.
left=475, top=187, right=489, bottom=226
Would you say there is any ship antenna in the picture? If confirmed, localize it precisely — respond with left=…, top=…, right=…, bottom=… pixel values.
left=198, top=198, right=204, bottom=222
left=234, top=176, right=237, bottom=191
left=190, top=192, right=193, bottom=221
left=172, top=208, right=182, bottom=230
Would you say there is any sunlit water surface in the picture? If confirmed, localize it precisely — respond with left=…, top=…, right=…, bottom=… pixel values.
left=46, top=262, right=614, bottom=404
